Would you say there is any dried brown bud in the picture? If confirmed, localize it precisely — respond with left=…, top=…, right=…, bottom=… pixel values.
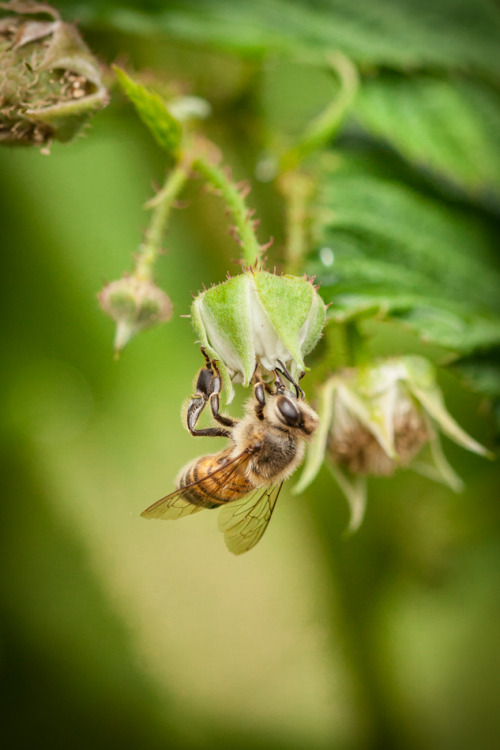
left=0, top=1, right=108, bottom=147
left=296, top=356, right=491, bottom=531
left=98, top=276, right=172, bottom=353
left=327, top=370, right=432, bottom=476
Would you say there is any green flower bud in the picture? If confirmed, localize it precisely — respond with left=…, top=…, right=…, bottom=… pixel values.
left=0, top=1, right=108, bottom=147
left=98, top=276, right=172, bottom=354
left=191, top=269, right=326, bottom=402
left=297, top=356, right=491, bottom=531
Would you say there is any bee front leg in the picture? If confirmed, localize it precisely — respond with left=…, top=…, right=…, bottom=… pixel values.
left=252, top=371, right=266, bottom=421
left=272, top=367, right=287, bottom=395
left=186, top=356, right=232, bottom=438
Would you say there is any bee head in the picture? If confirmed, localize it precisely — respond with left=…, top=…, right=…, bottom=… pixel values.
left=274, top=393, right=319, bottom=437
left=276, top=394, right=301, bottom=426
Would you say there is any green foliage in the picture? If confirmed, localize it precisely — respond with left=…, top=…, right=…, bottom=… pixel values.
left=2, top=1, right=500, bottom=748
left=353, top=72, right=500, bottom=200
left=308, top=154, right=500, bottom=358
left=113, top=65, right=181, bottom=152
left=63, top=0, right=500, bottom=401
left=65, top=0, right=500, bottom=74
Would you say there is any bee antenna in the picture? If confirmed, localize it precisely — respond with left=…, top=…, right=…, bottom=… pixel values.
left=276, top=360, right=305, bottom=399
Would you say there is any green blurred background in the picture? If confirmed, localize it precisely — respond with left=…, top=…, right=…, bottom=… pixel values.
left=1, top=2, right=500, bottom=749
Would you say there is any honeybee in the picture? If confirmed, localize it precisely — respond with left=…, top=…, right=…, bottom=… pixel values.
left=141, top=350, right=319, bottom=554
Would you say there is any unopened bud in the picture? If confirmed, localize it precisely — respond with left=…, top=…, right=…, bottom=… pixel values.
left=98, top=276, right=172, bottom=353
left=191, top=269, right=326, bottom=402
left=297, top=356, right=491, bottom=530
left=0, top=0, right=108, bottom=147
left=328, top=360, right=432, bottom=476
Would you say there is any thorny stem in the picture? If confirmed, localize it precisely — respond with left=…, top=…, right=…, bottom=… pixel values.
left=193, top=153, right=263, bottom=268
left=281, top=51, right=359, bottom=171
left=134, top=160, right=190, bottom=281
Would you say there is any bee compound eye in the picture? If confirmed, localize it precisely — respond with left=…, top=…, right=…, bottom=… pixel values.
left=277, top=395, right=300, bottom=425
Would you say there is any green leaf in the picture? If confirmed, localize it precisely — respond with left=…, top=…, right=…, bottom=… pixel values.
left=68, top=0, right=500, bottom=77
left=353, top=72, right=500, bottom=201
left=452, top=350, right=500, bottom=399
left=316, top=173, right=500, bottom=309
left=310, top=156, right=500, bottom=356
left=113, top=66, right=181, bottom=152
left=325, top=292, right=500, bottom=354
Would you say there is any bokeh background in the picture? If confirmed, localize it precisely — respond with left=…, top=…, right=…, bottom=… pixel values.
left=1, top=1, right=500, bottom=748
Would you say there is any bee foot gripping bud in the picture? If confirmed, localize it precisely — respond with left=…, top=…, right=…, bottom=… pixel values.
left=190, top=268, right=326, bottom=402
left=98, top=276, right=172, bottom=354
left=0, top=0, right=108, bottom=147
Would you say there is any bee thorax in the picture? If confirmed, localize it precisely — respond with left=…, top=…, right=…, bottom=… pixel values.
left=246, top=431, right=304, bottom=483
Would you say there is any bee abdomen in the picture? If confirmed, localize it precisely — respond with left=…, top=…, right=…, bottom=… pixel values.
left=178, top=451, right=252, bottom=508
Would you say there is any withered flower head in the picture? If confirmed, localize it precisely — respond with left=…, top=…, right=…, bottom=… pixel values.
left=297, top=356, right=491, bottom=531
left=0, top=1, right=108, bottom=147
left=98, top=276, right=172, bottom=354
left=328, top=360, right=432, bottom=476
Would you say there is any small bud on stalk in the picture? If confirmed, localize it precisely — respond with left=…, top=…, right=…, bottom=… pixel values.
left=297, top=356, right=491, bottom=531
left=0, top=1, right=108, bottom=147
left=98, top=276, right=172, bottom=354
left=191, top=269, right=326, bottom=402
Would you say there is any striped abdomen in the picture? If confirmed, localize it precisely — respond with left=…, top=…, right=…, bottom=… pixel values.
left=177, top=447, right=253, bottom=508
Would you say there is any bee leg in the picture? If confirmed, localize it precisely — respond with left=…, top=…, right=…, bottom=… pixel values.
left=252, top=371, right=266, bottom=421
left=276, top=359, right=305, bottom=399
left=187, top=396, right=231, bottom=438
left=272, top=368, right=287, bottom=395
left=186, top=356, right=232, bottom=438
left=207, top=360, right=238, bottom=429
left=200, top=346, right=213, bottom=370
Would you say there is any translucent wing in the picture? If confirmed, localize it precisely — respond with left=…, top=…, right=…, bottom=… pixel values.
left=140, top=493, right=205, bottom=520
left=140, top=448, right=252, bottom=521
left=218, top=482, right=284, bottom=555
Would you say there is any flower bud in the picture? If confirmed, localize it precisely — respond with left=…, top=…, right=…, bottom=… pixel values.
left=297, top=356, right=491, bottom=530
left=98, top=276, right=172, bottom=353
left=190, top=269, right=326, bottom=402
left=0, top=1, right=108, bottom=147
left=327, top=359, right=433, bottom=476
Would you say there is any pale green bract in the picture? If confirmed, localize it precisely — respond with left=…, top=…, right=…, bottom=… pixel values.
left=190, top=270, right=326, bottom=403
left=296, top=356, right=491, bottom=532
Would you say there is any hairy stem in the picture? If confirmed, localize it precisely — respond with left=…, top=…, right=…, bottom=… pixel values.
left=134, top=161, right=190, bottom=281
left=193, top=153, right=263, bottom=268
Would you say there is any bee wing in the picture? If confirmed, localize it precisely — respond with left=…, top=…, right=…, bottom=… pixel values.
left=140, top=448, right=252, bottom=521
left=218, top=482, right=284, bottom=555
left=140, top=493, right=206, bottom=520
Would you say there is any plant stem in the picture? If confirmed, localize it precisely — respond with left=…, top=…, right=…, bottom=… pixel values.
left=134, top=161, right=190, bottom=281
left=193, top=153, right=263, bottom=268
left=281, top=51, right=359, bottom=171
left=280, top=171, right=314, bottom=275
